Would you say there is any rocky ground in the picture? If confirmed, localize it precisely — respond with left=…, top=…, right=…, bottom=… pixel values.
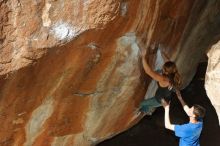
left=98, top=62, right=220, bottom=146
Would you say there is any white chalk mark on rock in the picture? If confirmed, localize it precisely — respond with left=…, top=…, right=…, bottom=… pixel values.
left=24, top=97, right=54, bottom=146
left=87, top=42, right=99, bottom=50
left=50, top=22, right=81, bottom=41
left=120, top=2, right=128, bottom=16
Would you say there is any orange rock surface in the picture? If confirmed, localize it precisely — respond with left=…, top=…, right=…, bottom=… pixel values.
left=0, top=0, right=220, bottom=145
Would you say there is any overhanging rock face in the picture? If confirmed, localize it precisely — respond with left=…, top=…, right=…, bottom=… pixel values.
left=0, top=0, right=220, bottom=145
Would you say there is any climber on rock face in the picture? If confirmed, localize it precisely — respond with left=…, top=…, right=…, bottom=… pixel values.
left=137, top=48, right=182, bottom=115
left=162, top=91, right=206, bottom=146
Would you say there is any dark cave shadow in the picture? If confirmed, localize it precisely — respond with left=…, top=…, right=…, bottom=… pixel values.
left=97, top=62, right=220, bottom=146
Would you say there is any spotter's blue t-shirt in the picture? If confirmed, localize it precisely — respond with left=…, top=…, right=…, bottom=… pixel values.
left=174, top=121, right=203, bottom=146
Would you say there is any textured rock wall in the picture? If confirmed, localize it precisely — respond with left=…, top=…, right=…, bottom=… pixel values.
left=0, top=0, right=220, bottom=145
left=176, top=0, right=220, bottom=85
left=205, top=41, right=220, bottom=125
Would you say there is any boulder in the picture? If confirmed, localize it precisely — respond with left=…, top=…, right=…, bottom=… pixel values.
left=0, top=0, right=220, bottom=145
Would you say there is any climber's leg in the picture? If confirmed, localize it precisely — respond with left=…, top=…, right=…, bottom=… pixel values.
left=139, top=97, right=161, bottom=113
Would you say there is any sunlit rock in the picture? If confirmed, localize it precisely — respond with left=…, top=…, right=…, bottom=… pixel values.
left=205, top=41, right=220, bottom=125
